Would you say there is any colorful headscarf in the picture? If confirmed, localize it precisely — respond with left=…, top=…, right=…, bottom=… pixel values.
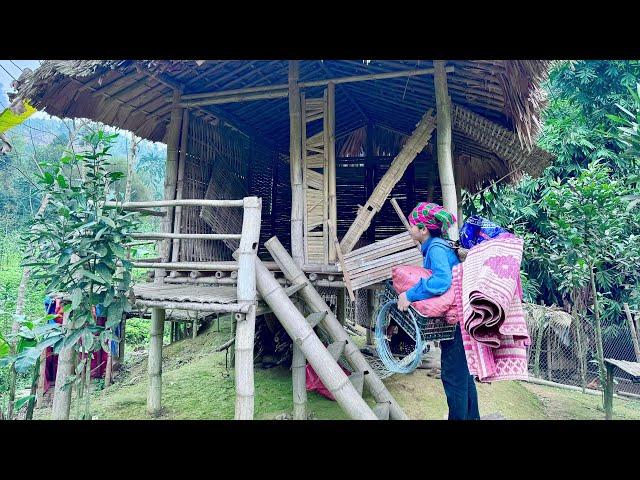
left=408, top=202, right=457, bottom=233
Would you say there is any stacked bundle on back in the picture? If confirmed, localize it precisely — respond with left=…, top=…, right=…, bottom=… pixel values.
left=341, top=231, right=422, bottom=297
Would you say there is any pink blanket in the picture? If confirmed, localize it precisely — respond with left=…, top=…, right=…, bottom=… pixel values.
left=392, top=265, right=458, bottom=323
left=451, top=236, right=530, bottom=382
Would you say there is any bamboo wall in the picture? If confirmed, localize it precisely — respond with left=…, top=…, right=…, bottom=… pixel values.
left=179, top=116, right=442, bottom=263
left=180, top=113, right=291, bottom=262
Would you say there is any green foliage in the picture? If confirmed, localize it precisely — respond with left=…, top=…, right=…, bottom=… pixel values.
left=466, top=62, right=640, bottom=372
left=21, top=129, right=141, bottom=391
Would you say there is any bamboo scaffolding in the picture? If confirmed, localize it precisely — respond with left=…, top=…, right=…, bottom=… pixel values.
left=339, top=109, right=436, bottom=254
left=264, top=236, right=408, bottom=420
left=252, top=255, right=377, bottom=420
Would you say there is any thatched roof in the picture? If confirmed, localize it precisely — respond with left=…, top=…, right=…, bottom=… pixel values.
left=9, top=60, right=554, bottom=192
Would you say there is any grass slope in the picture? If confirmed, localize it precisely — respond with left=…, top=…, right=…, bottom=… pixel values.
left=33, top=317, right=640, bottom=420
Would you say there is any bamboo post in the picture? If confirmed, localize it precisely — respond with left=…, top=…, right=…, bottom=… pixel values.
left=251, top=253, right=377, bottom=420
left=51, top=309, right=73, bottom=420
left=264, top=236, right=408, bottom=420
left=327, top=82, right=337, bottom=263
left=623, top=303, right=640, bottom=361
left=336, top=287, right=346, bottom=326
left=454, top=157, right=464, bottom=227
left=322, top=90, right=329, bottom=265
left=157, top=90, right=184, bottom=282
left=291, top=303, right=307, bottom=420
left=365, top=288, right=376, bottom=345
left=433, top=60, right=459, bottom=241
left=289, top=67, right=309, bottom=420
left=289, top=61, right=304, bottom=267
left=170, top=108, right=190, bottom=275
left=547, top=326, right=553, bottom=382
left=232, top=196, right=262, bottom=420
left=340, top=110, right=436, bottom=254
left=147, top=307, right=165, bottom=416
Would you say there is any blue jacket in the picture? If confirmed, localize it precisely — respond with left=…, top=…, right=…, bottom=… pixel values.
left=405, top=237, right=459, bottom=302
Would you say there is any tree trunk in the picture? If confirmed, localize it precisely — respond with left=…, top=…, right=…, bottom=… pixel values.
left=589, top=265, right=606, bottom=389
left=125, top=132, right=139, bottom=203
left=52, top=310, right=74, bottom=420
left=623, top=303, right=640, bottom=362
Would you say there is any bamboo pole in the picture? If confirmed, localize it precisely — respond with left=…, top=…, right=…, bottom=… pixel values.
left=51, top=309, right=73, bottom=420
left=108, top=199, right=245, bottom=209
left=147, top=307, right=165, bottom=416
left=298, top=65, right=455, bottom=88
left=176, top=66, right=456, bottom=103
left=321, top=90, right=329, bottom=265
left=433, top=61, right=459, bottom=241
left=181, top=89, right=288, bottom=107
left=133, top=233, right=242, bottom=240
left=264, top=236, right=408, bottom=420
left=291, top=305, right=307, bottom=420
left=135, top=299, right=252, bottom=314
left=252, top=254, right=377, bottom=420
left=171, top=109, right=190, bottom=270
left=233, top=196, right=262, bottom=420
left=290, top=62, right=308, bottom=419
left=157, top=90, right=184, bottom=282
left=327, top=82, right=337, bottom=263
left=289, top=61, right=305, bottom=268
left=340, top=110, right=436, bottom=254
left=623, top=303, right=640, bottom=361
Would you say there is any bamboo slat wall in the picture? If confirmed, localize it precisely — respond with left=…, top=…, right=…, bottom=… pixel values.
left=180, top=112, right=291, bottom=262
left=179, top=114, right=446, bottom=266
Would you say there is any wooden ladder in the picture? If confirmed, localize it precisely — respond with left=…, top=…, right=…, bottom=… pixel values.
left=301, top=91, right=329, bottom=264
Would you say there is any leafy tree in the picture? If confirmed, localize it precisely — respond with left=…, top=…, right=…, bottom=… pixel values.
left=21, top=129, right=140, bottom=419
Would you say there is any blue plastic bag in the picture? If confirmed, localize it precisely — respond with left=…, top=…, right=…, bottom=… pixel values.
left=459, top=215, right=508, bottom=249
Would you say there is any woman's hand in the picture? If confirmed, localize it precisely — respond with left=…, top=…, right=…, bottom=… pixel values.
left=397, top=292, right=411, bottom=312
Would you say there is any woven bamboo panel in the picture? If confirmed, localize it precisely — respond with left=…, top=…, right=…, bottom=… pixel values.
left=341, top=231, right=423, bottom=290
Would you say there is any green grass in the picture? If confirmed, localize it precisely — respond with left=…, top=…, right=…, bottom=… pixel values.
left=33, top=316, right=640, bottom=420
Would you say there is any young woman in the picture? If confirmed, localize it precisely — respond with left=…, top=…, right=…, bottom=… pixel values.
left=396, top=202, right=480, bottom=420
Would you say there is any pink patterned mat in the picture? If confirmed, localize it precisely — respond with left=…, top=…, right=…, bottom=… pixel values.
left=451, top=236, right=530, bottom=382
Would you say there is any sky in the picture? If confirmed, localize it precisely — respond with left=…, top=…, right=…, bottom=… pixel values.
left=0, top=60, right=48, bottom=118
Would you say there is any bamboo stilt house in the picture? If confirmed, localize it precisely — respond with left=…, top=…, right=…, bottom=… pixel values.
left=10, top=60, right=553, bottom=266
left=10, top=60, right=555, bottom=420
